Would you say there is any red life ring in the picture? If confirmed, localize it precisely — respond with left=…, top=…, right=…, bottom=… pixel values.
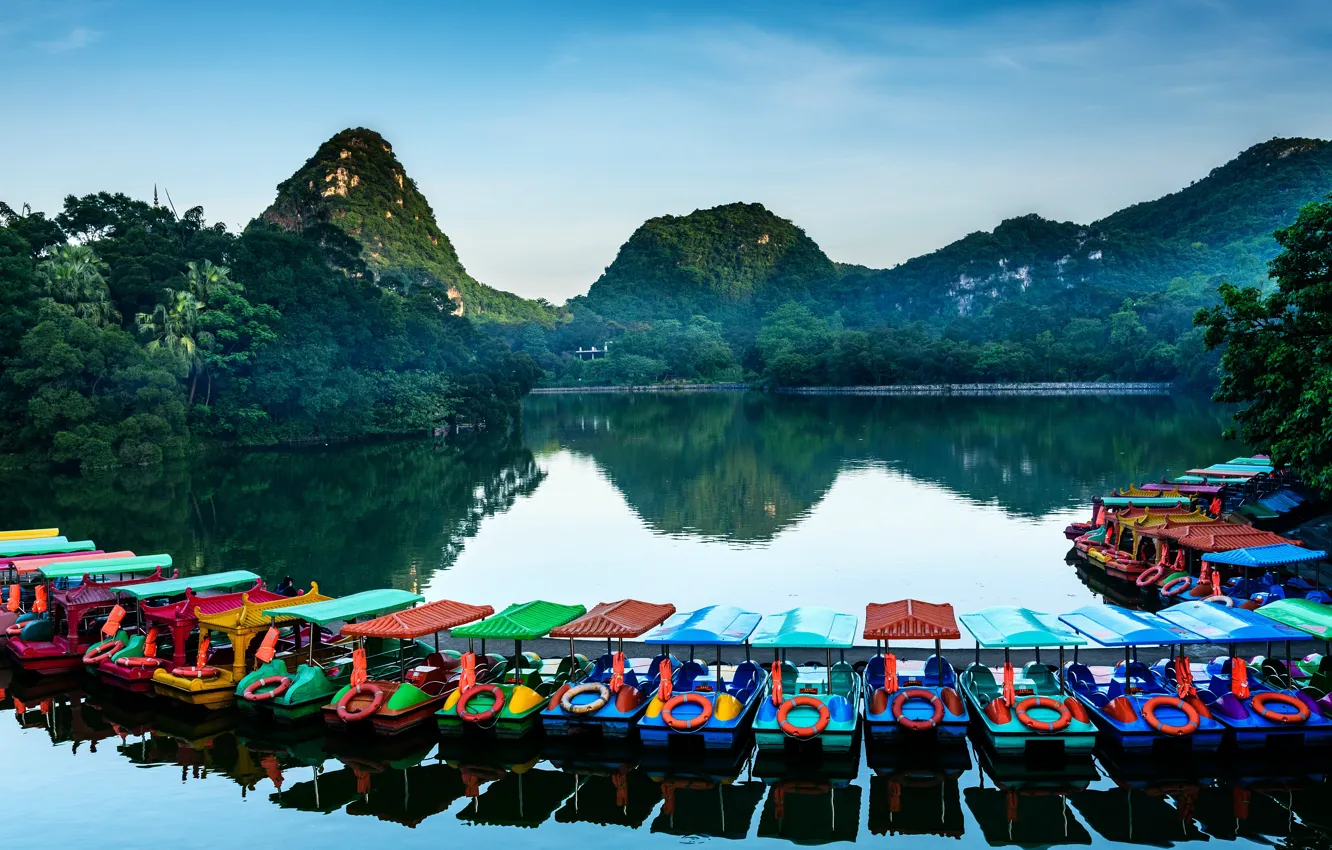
left=1015, top=696, right=1073, bottom=733
left=336, top=683, right=386, bottom=722
left=1161, top=576, right=1192, bottom=597
left=1136, top=565, right=1165, bottom=587
left=243, top=676, right=292, bottom=702
left=458, top=683, right=505, bottom=723
left=890, top=688, right=945, bottom=731
left=661, top=693, right=713, bottom=731
left=1250, top=692, right=1310, bottom=724
left=171, top=666, right=220, bottom=679
left=777, top=695, right=830, bottom=738
left=114, top=656, right=162, bottom=668
left=83, top=639, right=124, bottom=665
left=1141, top=695, right=1200, bottom=736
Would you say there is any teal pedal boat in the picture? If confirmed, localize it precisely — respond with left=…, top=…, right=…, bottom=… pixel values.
left=862, top=599, right=968, bottom=742
left=437, top=600, right=587, bottom=739
left=540, top=598, right=677, bottom=740
left=958, top=606, right=1097, bottom=756
left=751, top=606, right=860, bottom=753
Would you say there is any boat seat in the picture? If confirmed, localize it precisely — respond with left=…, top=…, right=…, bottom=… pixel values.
left=829, top=661, right=855, bottom=698
left=1307, top=591, right=1332, bottom=604
left=1022, top=662, right=1057, bottom=690
left=730, top=660, right=762, bottom=696
left=865, top=655, right=886, bottom=690
left=827, top=694, right=853, bottom=722
left=962, top=663, right=998, bottom=695
left=1063, top=662, right=1096, bottom=696
left=924, top=654, right=956, bottom=688
left=779, top=661, right=799, bottom=693
left=676, top=660, right=708, bottom=691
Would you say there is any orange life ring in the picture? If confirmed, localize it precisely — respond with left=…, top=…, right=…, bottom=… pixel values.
left=1250, top=692, right=1310, bottom=724
left=243, top=676, right=292, bottom=702
left=890, top=688, right=945, bottom=731
left=1015, top=696, right=1073, bottom=733
left=661, top=693, right=713, bottom=731
left=83, top=639, right=123, bottom=665
left=458, top=683, right=505, bottom=723
left=171, top=666, right=220, bottom=679
left=1142, top=695, right=1200, bottom=736
left=336, top=683, right=386, bottom=722
left=777, top=695, right=830, bottom=738
left=1161, top=576, right=1192, bottom=597
left=1136, top=565, right=1165, bottom=587
left=114, top=656, right=162, bottom=668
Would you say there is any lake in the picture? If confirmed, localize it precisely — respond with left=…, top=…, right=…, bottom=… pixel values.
left=7, top=391, right=1329, bottom=850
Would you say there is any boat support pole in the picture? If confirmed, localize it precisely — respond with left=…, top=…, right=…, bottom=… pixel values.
left=1285, top=641, right=1293, bottom=690
left=1059, top=647, right=1065, bottom=694
left=826, top=648, right=832, bottom=695
left=716, top=646, right=723, bottom=694
left=569, top=638, right=576, bottom=679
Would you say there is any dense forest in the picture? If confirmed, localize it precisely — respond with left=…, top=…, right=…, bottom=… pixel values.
left=521, top=138, right=1332, bottom=389
left=0, top=194, right=540, bottom=470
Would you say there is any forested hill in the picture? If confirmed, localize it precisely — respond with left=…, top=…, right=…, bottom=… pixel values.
left=262, top=128, right=557, bottom=325
left=534, top=137, right=1332, bottom=388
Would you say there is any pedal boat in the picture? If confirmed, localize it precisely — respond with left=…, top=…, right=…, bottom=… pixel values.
left=751, top=606, right=860, bottom=753
left=636, top=604, right=767, bottom=750
left=152, top=584, right=330, bottom=709
left=1255, top=598, right=1332, bottom=696
left=0, top=527, right=60, bottom=541
left=957, top=606, right=1097, bottom=756
left=861, top=599, right=968, bottom=743
left=8, top=555, right=176, bottom=675
left=1058, top=604, right=1226, bottom=752
left=0, top=537, right=98, bottom=585
left=309, top=594, right=492, bottom=734
left=438, top=599, right=586, bottom=739
left=87, top=571, right=264, bottom=692
left=541, top=598, right=677, bottom=739
left=1, top=550, right=130, bottom=641
left=1158, top=601, right=1332, bottom=747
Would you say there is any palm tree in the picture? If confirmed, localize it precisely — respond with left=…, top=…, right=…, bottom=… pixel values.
left=182, top=260, right=238, bottom=307
left=36, top=244, right=120, bottom=327
left=136, top=289, right=214, bottom=404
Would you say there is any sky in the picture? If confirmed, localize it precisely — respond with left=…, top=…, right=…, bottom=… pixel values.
left=2, top=0, right=1331, bottom=303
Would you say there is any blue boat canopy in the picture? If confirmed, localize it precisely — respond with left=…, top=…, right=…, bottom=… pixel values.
left=959, top=606, right=1086, bottom=649
left=1059, top=605, right=1201, bottom=647
left=751, top=607, right=858, bottom=649
left=1158, top=601, right=1309, bottom=643
left=644, top=605, right=761, bottom=646
left=1201, top=543, right=1326, bottom=567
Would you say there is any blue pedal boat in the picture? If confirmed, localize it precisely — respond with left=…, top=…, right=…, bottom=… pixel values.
left=1158, top=601, right=1332, bottom=747
left=751, top=606, right=861, bottom=753
left=637, top=605, right=766, bottom=750
left=1058, top=604, right=1226, bottom=752
left=862, top=599, right=969, bottom=743
left=958, top=606, right=1097, bottom=757
left=541, top=598, right=677, bottom=739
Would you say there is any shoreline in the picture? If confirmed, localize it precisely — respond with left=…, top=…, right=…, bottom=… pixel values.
left=530, top=381, right=1174, bottom=396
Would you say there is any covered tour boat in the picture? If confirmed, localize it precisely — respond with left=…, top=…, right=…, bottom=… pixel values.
left=751, top=606, right=861, bottom=752
left=861, top=599, right=968, bottom=742
left=2, top=550, right=133, bottom=641
left=958, top=606, right=1097, bottom=756
left=311, top=594, right=492, bottom=733
left=541, top=598, right=677, bottom=739
left=437, top=599, right=586, bottom=738
left=637, top=604, right=766, bottom=750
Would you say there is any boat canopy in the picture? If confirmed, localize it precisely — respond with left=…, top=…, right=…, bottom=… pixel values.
left=114, top=570, right=260, bottom=600
left=263, top=588, right=424, bottom=628
left=1227, top=457, right=1274, bottom=467
left=37, top=554, right=173, bottom=580
left=196, top=584, right=331, bottom=631
left=1099, top=497, right=1191, bottom=509
left=0, top=528, right=58, bottom=541
left=1201, top=543, right=1326, bottom=567
left=1257, top=599, right=1332, bottom=639
left=341, top=598, right=495, bottom=639
left=751, top=607, right=858, bottom=649
left=1058, top=605, right=1200, bottom=647
left=643, top=605, right=761, bottom=646
left=11, top=550, right=127, bottom=572
left=549, top=599, right=676, bottom=639
left=1158, top=601, right=1309, bottom=643
left=0, top=538, right=94, bottom=558
left=863, top=599, right=961, bottom=641
left=959, top=606, right=1086, bottom=649
left=452, top=600, right=587, bottom=641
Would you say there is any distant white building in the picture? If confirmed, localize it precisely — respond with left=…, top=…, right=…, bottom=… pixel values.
left=573, top=342, right=611, bottom=361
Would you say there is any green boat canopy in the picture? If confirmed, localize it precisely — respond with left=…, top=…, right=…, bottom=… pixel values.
left=751, top=607, right=858, bottom=649
left=114, top=570, right=259, bottom=600
left=1257, top=599, right=1332, bottom=639
left=1099, top=496, right=1191, bottom=508
left=263, top=588, right=424, bottom=627
left=959, top=606, right=1087, bottom=648
left=38, top=554, right=173, bottom=580
left=0, top=539, right=94, bottom=557
left=452, top=600, right=587, bottom=641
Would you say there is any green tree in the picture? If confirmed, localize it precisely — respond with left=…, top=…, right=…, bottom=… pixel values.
left=36, top=244, right=120, bottom=327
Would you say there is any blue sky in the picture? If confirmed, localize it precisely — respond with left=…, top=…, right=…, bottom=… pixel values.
left=2, top=0, right=1330, bottom=301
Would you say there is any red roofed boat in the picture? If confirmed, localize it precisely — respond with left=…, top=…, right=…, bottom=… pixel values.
left=862, top=599, right=969, bottom=742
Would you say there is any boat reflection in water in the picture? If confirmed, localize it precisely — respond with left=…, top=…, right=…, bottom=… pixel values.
left=965, top=743, right=1097, bottom=847
left=754, top=748, right=862, bottom=843
left=866, top=742, right=968, bottom=839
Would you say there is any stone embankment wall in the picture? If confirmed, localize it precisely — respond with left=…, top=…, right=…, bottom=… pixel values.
left=531, top=382, right=1171, bottom=396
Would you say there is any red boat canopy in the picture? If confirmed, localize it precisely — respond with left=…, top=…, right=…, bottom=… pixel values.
left=340, top=599, right=494, bottom=640
left=1156, top=523, right=1302, bottom=553
left=550, top=599, right=677, bottom=639
left=863, top=599, right=961, bottom=641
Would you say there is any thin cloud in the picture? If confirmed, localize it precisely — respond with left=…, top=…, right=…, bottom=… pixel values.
left=38, top=26, right=100, bottom=52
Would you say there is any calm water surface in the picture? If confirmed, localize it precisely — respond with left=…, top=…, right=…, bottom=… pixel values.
left=7, top=392, right=1328, bottom=850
